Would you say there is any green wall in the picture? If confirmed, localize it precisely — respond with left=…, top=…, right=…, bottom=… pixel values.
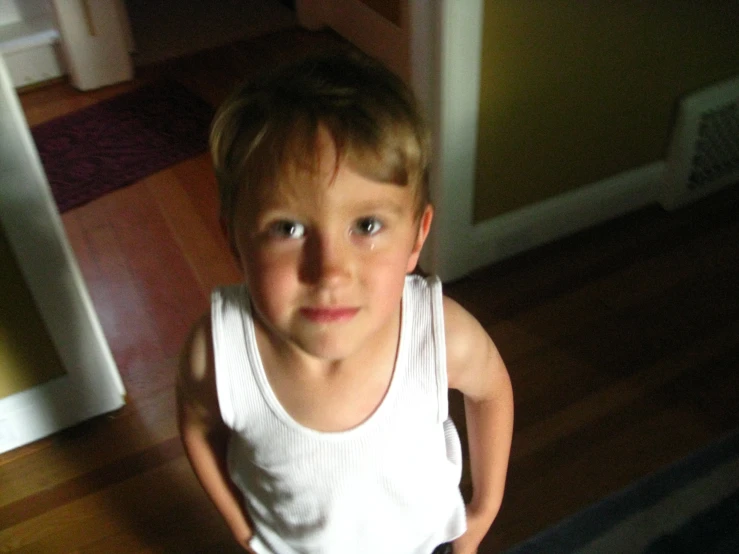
left=474, top=1, right=739, bottom=221
left=0, top=222, right=66, bottom=399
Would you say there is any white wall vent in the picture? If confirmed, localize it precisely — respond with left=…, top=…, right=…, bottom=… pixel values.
left=660, top=75, right=739, bottom=210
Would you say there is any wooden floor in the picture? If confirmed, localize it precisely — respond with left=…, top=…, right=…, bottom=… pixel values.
left=3, top=26, right=739, bottom=553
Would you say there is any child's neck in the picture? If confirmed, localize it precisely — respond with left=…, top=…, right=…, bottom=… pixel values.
left=253, top=307, right=402, bottom=432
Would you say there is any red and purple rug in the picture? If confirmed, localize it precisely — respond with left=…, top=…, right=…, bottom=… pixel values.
left=31, top=80, right=214, bottom=213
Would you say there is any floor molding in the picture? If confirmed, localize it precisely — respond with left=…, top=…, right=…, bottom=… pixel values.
left=433, top=161, right=666, bottom=282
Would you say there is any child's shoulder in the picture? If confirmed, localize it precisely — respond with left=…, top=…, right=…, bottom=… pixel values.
left=442, top=294, right=488, bottom=366
left=442, top=293, right=508, bottom=398
left=179, top=314, right=213, bottom=379
left=406, top=273, right=481, bottom=347
left=177, top=314, right=219, bottom=413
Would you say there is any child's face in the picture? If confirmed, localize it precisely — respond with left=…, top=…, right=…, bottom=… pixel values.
left=232, top=127, right=432, bottom=363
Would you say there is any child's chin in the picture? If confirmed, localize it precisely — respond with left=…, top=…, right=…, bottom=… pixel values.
left=302, top=343, right=356, bottom=362
left=297, top=334, right=362, bottom=362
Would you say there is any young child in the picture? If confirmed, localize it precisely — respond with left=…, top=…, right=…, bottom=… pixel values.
left=177, top=50, right=514, bottom=554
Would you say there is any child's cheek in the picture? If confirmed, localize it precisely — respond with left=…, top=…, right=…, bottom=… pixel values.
left=244, top=246, right=296, bottom=292
left=255, top=249, right=298, bottom=284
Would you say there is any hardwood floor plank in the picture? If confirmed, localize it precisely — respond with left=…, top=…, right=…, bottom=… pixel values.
left=145, top=165, right=241, bottom=296
left=490, top=393, right=734, bottom=549
left=0, top=386, right=178, bottom=508
left=98, top=180, right=208, bottom=357
left=66, top=202, right=166, bottom=373
left=0, top=457, right=235, bottom=554
left=511, top=320, right=739, bottom=464
left=0, top=438, right=182, bottom=530
left=169, top=155, right=228, bottom=248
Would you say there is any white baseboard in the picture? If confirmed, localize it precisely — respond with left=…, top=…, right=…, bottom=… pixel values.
left=2, top=41, right=63, bottom=87
left=432, top=162, right=666, bottom=282
left=0, top=16, right=64, bottom=87
left=0, top=376, right=125, bottom=454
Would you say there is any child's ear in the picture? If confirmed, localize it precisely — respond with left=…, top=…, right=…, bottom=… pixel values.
left=407, top=204, right=434, bottom=273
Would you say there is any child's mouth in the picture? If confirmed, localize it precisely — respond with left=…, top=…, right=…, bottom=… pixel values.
left=299, top=307, right=359, bottom=323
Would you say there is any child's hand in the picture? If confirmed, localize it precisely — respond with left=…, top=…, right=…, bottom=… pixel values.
left=452, top=506, right=494, bottom=554
left=237, top=538, right=256, bottom=553
left=233, top=532, right=257, bottom=553
left=227, top=517, right=256, bottom=552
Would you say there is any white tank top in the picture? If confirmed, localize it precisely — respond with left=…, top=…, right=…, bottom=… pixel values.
left=211, top=275, right=467, bottom=554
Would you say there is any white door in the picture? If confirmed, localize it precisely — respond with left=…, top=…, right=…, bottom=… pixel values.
left=0, top=57, right=125, bottom=454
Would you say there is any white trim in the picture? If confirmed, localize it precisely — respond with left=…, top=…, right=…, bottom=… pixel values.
left=462, top=163, right=665, bottom=280
left=420, top=0, right=484, bottom=280
left=0, top=57, right=125, bottom=454
left=2, top=42, right=64, bottom=88
left=0, top=13, right=63, bottom=87
left=430, top=159, right=665, bottom=282
left=0, top=377, right=121, bottom=453
left=408, top=0, right=435, bottom=112
left=0, top=16, right=59, bottom=54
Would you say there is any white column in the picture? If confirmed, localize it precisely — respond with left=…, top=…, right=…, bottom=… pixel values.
left=52, top=0, right=133, bottom=90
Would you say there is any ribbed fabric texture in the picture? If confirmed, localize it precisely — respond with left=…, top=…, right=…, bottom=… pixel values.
left=211, top=275, right=467, bottom=554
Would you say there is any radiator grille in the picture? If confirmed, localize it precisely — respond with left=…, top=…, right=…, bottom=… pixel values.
left=688, top=101, right=739, bottom=190
left=661, top=76, right=739, bottom=210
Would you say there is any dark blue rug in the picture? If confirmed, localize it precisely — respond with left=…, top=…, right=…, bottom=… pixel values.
left=504, top=429, right=739, bottom=554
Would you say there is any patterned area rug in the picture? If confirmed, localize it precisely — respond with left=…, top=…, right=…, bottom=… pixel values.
left=504, top=428, right=739, bottom=554
left=31, top=80, right=213, bottom=213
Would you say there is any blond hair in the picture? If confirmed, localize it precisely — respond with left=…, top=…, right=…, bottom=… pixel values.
left=210, top=49, right=431, bottom=243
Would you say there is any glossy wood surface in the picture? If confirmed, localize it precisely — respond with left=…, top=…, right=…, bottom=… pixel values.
left=2, top=27, right=738, bottom=553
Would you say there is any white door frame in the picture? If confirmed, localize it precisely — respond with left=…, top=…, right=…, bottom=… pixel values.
left=0, top=57, right=125, bottom=454
left=411, top=0, right=485, bottom=281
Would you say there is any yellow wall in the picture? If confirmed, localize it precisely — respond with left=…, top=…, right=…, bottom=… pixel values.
left=475, top=1, right=739, bottom=221
left=0, top=222, right=66, bottom=399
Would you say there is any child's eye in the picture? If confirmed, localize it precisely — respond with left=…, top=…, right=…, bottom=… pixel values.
left=352, top=217, right=383, bottom=236
left=268, top=220, right=306, bottom=239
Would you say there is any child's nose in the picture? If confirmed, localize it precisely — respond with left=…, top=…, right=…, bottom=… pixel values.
left=301, top=233, right=352, bottom=285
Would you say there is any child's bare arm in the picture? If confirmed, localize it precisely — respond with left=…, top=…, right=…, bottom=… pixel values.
left=177, top=316, right=255, bottom=552
left=444, top=297, right=514, bottom=553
